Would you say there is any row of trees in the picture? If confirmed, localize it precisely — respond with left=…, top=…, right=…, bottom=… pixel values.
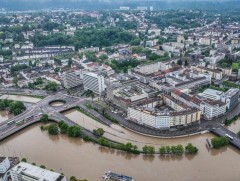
left=97, top=137, right=139, bottom=154
left=107, top=58, right=140, bottom=73
left=0, top=99, right=26, bottom=115
left=47, top=121, right=81, bottom=138
left=44, top=82, right=58, bottom=92
left=31, top=28, right=137, bottom=50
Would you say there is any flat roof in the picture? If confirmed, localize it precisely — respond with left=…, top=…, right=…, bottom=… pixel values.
left=11, top=162, right=63, bottom=181
left=203, top=88, right=223, bottom=96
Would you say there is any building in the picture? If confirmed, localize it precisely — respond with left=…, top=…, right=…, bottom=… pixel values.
left=195, top=66, right=223, bottom=80
left=127, top=94, right=201, bottom=129
left=83, top=72, right=106, bottom=95
left=10, top=162, right=67, bottom=181
left=119, top=7, right=130, bottom=10
left=137, top=6, right=148, bottom=11
left=62, top=71, right=81, bottom=89
left=222, top=88, right=239, bottom=110
left=201, top=88, right=239, bottom=110
left=200, top=99, right=226, bottom=119
left=202, top=89, right=224, bottom=100
left=0, top=157, right=19, bottom=181
left=172, top=88, right=227, bottom=119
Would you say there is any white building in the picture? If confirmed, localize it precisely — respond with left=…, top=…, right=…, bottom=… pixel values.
left=0, top=157, right=11, bottom=181
left=200, top=99, right=226, bottom=119
left=62, top=71, right=81, bottom=89
left=201, top=88, right=239, bottom=110
left=10, top=162, right=67, bottom=181
left=119, top=7, right=130, bottom=10
left=202, top=89, right=224, bottom=100
left=0, top=55, right=3, bottom=62
left=146, top=40, right=157, bottom=47
left=83, top=72, right=106, bottom=95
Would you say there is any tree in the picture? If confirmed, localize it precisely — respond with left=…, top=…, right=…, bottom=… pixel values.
left=237, top=131, right=240, bottom=138
left=48, top=124, right=59, bottom=135
left=171, top=145, right=177, bottom=154
left=176, top=144, right=184, bottom=155
left=159, top=146, right=166, bottom=155
left=211, top=137, right=229, bottom=149
left=97, top=137, right=108, bottom=146
left=166, top=146, right=171, bottom=154
left=124, top=142, right=133, bottom=152
left=40, top=114, right=48, bottom=123
left=185, top=143, right=198, bottom=154
left=177, top=59, right=183, bottom=65
left=58, top=121, right=69, bottom=134
left=45, top=82, right=58, bottom=92
left=142, top=145, right=155, bottom=154
left=40, top=165, right=46, bottom=169
left=68, top=126, right=81, bottom=137
left=68, top=59, right=73, bottom=67
left=21, top=158, right=27, bottom=162
left=99, top=54, right=108, bottom=62
left=12, top=76, right=19, bottom=87
left=93, top=128, right=105, bottom=137
left=184, top=60, right=189, bottom=66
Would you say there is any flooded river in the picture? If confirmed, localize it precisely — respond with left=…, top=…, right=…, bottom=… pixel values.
left=0, top=95, right=41, bottom=103
left=1, top=109, right=240, bottom=181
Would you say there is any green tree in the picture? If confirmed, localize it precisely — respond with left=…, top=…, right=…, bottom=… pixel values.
left=40, top=165, right=46, bottom=169
left=48, top=124, right=59, bottom=135
left=21, top=158, right=27, bottom=162
left=211, top=137, right=229, bottom=149
left=166, top=146, right=171, bottom=154
left=68, top=59, right=73, bottom=67
left=185, top=143, right=198, bottom=154
left=124, top=142, right=133, bottom=152
left=40, top=114, right=48, bottom=123
left=12, top=76, right=19, bottom=87
left=177, top=59, right=183, bottom=65
left=68, top=126, right=81, bottom=137
left=159, top=146, right=166, bottom=155
left=176, top=144, right=184, bottom=155
left=93, top=128, right=105, bottom=137
left=99, top=54, right=108, bottom=62
left=237, top=131, right=240, bottom=138
left=58, top=121, right=69, bottom=134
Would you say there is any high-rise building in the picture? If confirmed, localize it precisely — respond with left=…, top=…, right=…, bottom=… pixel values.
left=10, top=162, right=67, bottom=181
left=62, top=71, right=81, bottom=89
left=83, top=72, right=106, bottom=95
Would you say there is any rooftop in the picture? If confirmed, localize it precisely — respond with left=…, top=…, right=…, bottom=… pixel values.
left=11, top=162, right=64, bottom=181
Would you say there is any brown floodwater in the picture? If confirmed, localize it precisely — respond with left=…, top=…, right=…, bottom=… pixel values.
left=227, top=119, right=240, bottom=133
left=1, top=109, right=240, bottom=181
left=0, top=95, right=41, bottom=103
left=50, top=101, right=65, bottom=107
left=0, top=111, right=13, bottom=123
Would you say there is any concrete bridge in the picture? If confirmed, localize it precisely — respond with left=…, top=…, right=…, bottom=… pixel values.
left=0, top=93, right=85, bottom=141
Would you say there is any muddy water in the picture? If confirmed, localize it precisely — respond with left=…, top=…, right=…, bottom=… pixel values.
left=0, top=111, right=12, bottom=123
left=227, top=119, right=240, bottom=134
left=50, top=101, right=65, bottom=107
left=0, top=95, right=41, bottom=103
left=1, top=123, right=240, bottom=181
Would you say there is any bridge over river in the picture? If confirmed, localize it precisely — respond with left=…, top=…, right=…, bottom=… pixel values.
left=0, top=93, right=86, bottom=141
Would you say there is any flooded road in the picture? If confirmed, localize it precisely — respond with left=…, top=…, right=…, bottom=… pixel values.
left=227, top=119, right=240, bottom=134
left=0, top=95, right=41, bottom=103
left=0, top=111, right=13, bottom=123
left=1, top=110, right=240, bottom=181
